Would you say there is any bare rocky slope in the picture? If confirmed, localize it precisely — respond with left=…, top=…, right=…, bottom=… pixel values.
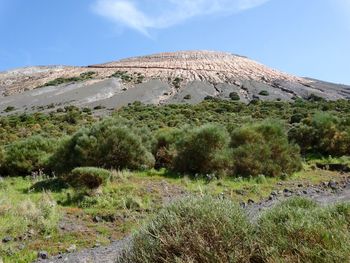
left=1, top=51, right=349, bottom=114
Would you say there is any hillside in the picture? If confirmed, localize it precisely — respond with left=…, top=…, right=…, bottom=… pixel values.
left=0, top=51, right=349, bottom=115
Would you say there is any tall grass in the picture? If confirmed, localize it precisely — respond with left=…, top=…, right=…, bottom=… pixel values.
left=118, top=197, right=254, bottom=263
left=119, top=196, right=350, bottom=263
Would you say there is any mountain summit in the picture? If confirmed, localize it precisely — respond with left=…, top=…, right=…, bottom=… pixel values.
left=91, top=50, right=304, bottom=84
left=0, top=51, right=349, bottom=114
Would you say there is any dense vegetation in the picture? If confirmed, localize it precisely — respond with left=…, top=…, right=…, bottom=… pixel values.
left=1, top=99, right=350, bottom=179
left=120, top=197, right=254, bottom=263
left=48, top=118, right=155, bottom=175
left=119, top=196, right=350, bottom=263
left=257, top=198, right=350, bottom=262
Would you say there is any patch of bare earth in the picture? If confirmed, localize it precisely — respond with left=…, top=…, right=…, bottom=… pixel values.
left=35, top=172, right=350, bottom=263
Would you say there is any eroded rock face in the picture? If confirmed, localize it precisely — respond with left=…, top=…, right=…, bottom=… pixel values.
left=0, top=51, right=349, bottom=115
left=91, top=50, right=306, bottom=85
left=0, top=66, right=85, bottom=96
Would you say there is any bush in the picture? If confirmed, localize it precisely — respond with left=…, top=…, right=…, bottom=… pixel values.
left=289, top=112, right=350, bottom=156
left=67, top=167, right=111, bottom=190
left=173, top=124, right=232, bottom=176
left=4, top=106, right=16, bottom=112
left=39, top=72, right=96, bottom=88
left=153, top=128, right=183, bottom=169
left=229, top=92, right=240, bottom=101
left=308, top=93, right=325, bottom=102
left=231, top=121, right=302, bottom=177
left=0, top=146, right=4, bottom=174
left=3, top=136, right=57, bottom=176
left=256, top=198, right=350, bottom=262
left=118, top=197, right=254, bottom=263
left=49, top=118, right=155, bottom=174
left=259, top=90, right=269, bottom=96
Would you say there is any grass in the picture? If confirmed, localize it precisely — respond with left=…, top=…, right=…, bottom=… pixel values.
left=0, top=178, right=61, bottom=262
left=257, top=198, right=350, bottom=262
left=0, top=173, right=163, bottom=262
left=119, top=196, right=254, bottom=263
left=307, top=156, right=350, bottom=166
left=0, top=166, right=347, bottom=262
left=120, top=196, right=350, bottom=263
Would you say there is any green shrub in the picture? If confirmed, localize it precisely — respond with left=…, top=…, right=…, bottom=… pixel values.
left=256, top=198, right=350, bottom=262
left=0, top=146, right=5, bottom=175
left=67, top=167, right=111, bottom=190
left=231, top=121, right=302, bottom=177
left=153, top=128, right=183, bottom=169
left=3, top=136, right=57, bottom=176
left=41, top=77, right=79, bottom=87
left=259, top=90, right=269, bottom=96
left=49, top=118, right=155, bottom=174
left=93, top=105, right=104, bottom=110
left=39, top=72, right=96, bottom=88
left=289, top=112, right=350, bottom=156
left=183, top=94, right=191, bottom=100
left=173, top=77, right=182, bottom=89
left=173, top=124, right=232, bottom=176
left=80, top=71, right=97, bottom=79
left=119, top=197, right=254, bottom=263
left=4, top=106, right=16, bottom=112
left=308, top=93, right=325, bottom=102
left=290, top=112, right=306, bottom=124
left=229, top=92, right=240, bottom=101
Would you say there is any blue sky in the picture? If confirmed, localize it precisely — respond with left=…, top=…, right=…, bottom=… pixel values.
left=0, top=0, right=349, bottom=84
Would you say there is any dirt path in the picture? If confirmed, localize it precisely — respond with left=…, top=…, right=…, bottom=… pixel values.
left=247, top=177, right=350, bottom=221
left=35, top=237, right=130, bottom=263
left=36, top=176, right=350, bottom=263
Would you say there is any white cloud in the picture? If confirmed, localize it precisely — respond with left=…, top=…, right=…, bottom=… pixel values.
left=92, top=0, right=270, bottom=35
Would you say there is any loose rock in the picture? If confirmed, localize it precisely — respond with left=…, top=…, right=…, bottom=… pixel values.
left=248, top=199, right=255, bottom=205
left=328, top=180, right=338, bottom=190
left=2, top=237, right=12, bottom=243
left=38, top=251, right=49, bottom=260
left=67, top=244, right=77, bottom=253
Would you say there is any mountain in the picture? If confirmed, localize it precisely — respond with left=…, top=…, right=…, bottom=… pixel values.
left=0, top=50, right=349, bottom=114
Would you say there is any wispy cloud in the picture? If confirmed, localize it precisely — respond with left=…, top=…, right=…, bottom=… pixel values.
left=92, top=0, right=270, bottom=35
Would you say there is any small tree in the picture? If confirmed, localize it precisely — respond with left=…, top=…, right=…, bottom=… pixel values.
left=289, top=112, right=350, bottom=156
left=173, top=124, right=232, bottom=176
left=231, top=121, right=302, bottom=177
left=3, top=136, right=57, bottom=176
left=48, top=118, right=155, bottom=174
left=229, top=92, right=240, bottom=101
left=153, top=128, right=183, bottom=169
left=0, top=146, right=5, bottom=175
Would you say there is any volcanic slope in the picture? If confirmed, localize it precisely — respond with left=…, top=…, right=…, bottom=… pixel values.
left=0, top=51, right=349, bottom=114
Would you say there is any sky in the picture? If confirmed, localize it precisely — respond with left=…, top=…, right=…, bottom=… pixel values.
left=0, top=0, right=350, bottom=84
